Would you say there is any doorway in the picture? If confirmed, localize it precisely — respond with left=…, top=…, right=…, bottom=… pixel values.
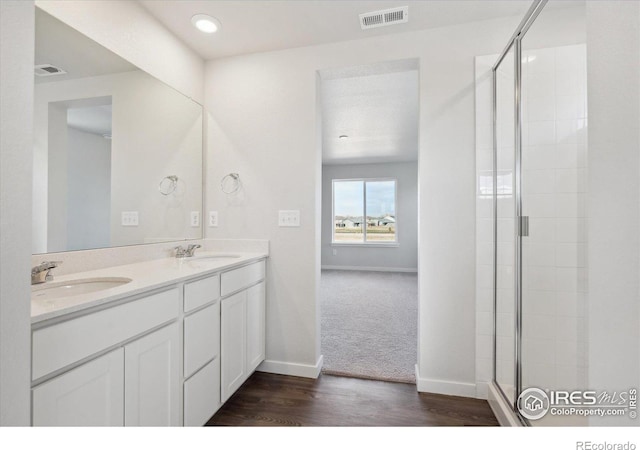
left=317, top=59, right=419, bottom=383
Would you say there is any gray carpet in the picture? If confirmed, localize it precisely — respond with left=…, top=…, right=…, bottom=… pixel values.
left=320, top=269, right=418, bottom=384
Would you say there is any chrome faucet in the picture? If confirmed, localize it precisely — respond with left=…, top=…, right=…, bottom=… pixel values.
left=174, top=244, right=201, bottom=258
left=31, top=261, right=62, bottom=285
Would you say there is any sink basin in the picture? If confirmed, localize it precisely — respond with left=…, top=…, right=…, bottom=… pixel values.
left=32, top=277, right=132, bottom=301
left=191, top=254, right=242, bottom=261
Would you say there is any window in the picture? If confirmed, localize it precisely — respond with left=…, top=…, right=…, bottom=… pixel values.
left=332, top=179, right=397, bottom=244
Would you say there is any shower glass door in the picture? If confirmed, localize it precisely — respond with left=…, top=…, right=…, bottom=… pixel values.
left=494, top=45, right=517, bottom=405
left=490, top=0, right=589, bottom=426
left=519, top=1, right=588, bottom=426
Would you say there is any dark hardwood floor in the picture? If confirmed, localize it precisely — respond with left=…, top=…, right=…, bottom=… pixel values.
left=207, top=372, right=499, bottom=426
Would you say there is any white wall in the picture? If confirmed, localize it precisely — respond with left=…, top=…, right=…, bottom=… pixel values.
left=586, top=0, right=640, bottom=426
left=321, top=163, right=418, bottom=271
left=204, top=13, right=531, bottom=388
left=33, top=71, right=202, bottom=252
left=0, top=0, right=34, bottom=426
left=36, top=0, right=204, bottom=104
left=67, top=127, right=111, bottom=251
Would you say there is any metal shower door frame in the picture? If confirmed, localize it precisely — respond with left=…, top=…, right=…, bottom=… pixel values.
left=491, top=0, right=548, bottom=426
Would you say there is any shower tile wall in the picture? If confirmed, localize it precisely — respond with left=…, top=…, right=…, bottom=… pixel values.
left=521, top=44, right=588, bottom=394
left=474, top=44, right=588, bottom=400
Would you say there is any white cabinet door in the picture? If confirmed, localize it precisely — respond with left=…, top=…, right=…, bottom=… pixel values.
left=32, top=348, right=124, bottom=426
left=221, top=291, right=247, bottom=403
left=124, top=323, right=180, bottom=426
left=246, top=282, right=265, bottom=373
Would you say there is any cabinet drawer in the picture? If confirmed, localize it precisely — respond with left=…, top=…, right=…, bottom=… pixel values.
left=184, top=275, right=220, bottom=312
left=32, top=288, right=179, bottom=381
left=220, top=260, right=265, bottom=297
left=183, top=358, right=220, bottom=426
left=184, top=302, right=220, bottom=378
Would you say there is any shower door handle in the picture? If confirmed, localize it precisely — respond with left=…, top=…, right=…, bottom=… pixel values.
left=519, top=216, right=529, bottom=237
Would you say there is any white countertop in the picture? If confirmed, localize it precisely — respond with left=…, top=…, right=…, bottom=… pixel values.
left=31, top=252, right=267, bottom=324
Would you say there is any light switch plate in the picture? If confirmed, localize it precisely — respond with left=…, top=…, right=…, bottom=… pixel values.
left=208, top=211, right=218, bottom=227
left=121, top=211, right=138, bottom=226
left=278, top=210, right=300, bottom=227
left=190, top=211, right=200, bottom=227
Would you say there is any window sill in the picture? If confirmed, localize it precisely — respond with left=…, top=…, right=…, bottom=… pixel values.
left=331, top=243, right=399, bottom=248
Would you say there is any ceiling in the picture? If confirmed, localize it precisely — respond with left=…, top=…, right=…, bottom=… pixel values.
left=137, top=1, right=541, bottom=166
left=321, top=60, right=419, bottom=165
left=139, top=0, right=538, bottom=61
left=35, top=8, right=137, bottom=84
left=137, top=1, right=583, bottom=165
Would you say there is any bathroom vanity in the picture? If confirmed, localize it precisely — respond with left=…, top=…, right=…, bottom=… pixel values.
left=30, top=253, right=267, bottom=426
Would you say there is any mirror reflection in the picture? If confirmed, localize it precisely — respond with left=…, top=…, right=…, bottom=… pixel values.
left=33, top=8, right=203, bottom=254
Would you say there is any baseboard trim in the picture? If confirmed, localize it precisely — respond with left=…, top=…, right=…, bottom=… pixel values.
left=321, top=265, right=417, bottom=273
left=414, top=365, right=476, bottom=398
left=488, top=381, right=522, bottom=427
left=257, top=355, right=323, bottom=379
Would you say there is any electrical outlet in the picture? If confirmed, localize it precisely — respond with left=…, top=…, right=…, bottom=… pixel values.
left=208, top=211, right=218, bottom=227
left=190, top=211, right=200, bottom=227
left=332, top=248, right=338, bottom=256
left=121, top=211, right=138, bottom=226
left=278, top=210, right=300, bottom=227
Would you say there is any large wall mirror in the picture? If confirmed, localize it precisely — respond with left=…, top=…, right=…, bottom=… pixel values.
left=33, top=7, right=203, bottom=254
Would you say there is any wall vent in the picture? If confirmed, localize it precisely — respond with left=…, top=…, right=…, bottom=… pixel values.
left=34, top=64, right=67, bottom=77
left=359, top=6, right=408, bottom=30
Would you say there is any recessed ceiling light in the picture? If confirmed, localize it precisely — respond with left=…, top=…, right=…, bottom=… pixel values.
left=191, top=14, right=221, bottom=34
left=339, top=135, right=349, bottom=139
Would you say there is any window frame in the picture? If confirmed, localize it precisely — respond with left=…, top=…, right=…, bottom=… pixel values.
left=331, top=177, right=398, bottom=247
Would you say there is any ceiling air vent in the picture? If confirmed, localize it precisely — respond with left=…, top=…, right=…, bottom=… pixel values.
left=360, top=6, right=408, bottom=30
left=34, top=64, right=67, bottom=77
